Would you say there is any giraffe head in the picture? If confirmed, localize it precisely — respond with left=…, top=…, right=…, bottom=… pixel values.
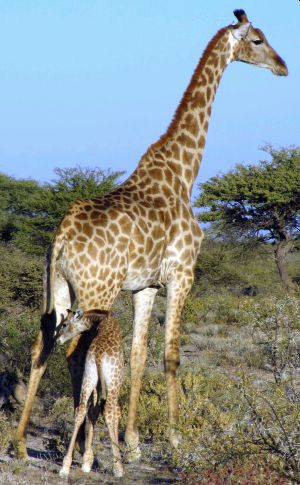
left=230, top=9, right=288, bottom=76
left=56, top=309, right=107, bottom=344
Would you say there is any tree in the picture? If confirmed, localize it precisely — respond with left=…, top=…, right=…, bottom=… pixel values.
left=45, top=166, right=125, bottom=224
left=0, top=166, right=124, bottom=254
left=0, top=173, right=46, bottom=249
left=195, top=146, right=300, bottom=290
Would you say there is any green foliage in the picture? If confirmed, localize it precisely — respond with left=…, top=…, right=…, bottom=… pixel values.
left=196, top=146, right=300, bottom=239
left=45, top=166, right=124, bottom=227
left=40, top=345, right=73, bottom=399
left=0, top=173, right=47, bottom=252
left=120, top=374, right=169, bottom=442
left=180, top=372, right=299, bottom=482
left=182, top=297, right=205, bottom=328
left=245, top=296, right=300, bottom=383
left=194, top=237, right=280, bottom=295
left=0, top=412, right=12, bottom=452
left=0, top=311, right=40, bottom=376
left=195, top=146, right=300, bottom=287
left=147, top=322, right=165, bottom=366
left=45, top=397, right=74, bottom=456
left=0, top=166, right=124, bottom=254
left=196, top=241, right=246, bottom=288
left=118, top=366, right=299, bottom=482
left=48, top=396, right=74, bottom=423
left=0, top=242, right=43, bottom=375
left=0, top=242, right=43, bottom=312
left=117, top=296, right=300, bottom=482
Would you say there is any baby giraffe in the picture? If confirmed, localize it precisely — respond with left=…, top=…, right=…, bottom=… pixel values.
left=56, top=309, right=124, bottom=478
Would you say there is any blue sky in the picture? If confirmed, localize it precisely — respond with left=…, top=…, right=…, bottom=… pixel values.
left=0, top=1, right=298, bottom=200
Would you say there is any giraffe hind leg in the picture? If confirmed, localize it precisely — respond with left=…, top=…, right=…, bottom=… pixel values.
left=101, top=351, right=124, bottom=477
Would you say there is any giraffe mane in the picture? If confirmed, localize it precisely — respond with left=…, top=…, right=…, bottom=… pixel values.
left=84, top=309, right=110, bottom=322
left=144, top=26, right=228, bottom=156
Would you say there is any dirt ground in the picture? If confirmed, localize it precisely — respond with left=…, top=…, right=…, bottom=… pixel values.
left=0, top=335, right=203, bottom=485
left=0, top=420, right=178, bottom=485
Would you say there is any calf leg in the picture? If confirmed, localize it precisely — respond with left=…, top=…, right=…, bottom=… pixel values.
left=67, top=345, right=86, bottom=455
left=60, top=401, right=89, bottom=476
left=82, top=389, right=101, bottom=473
left=60, top=354, right=98, bottom=477
left=60, top=381, right=95, bottom=477
left=104, top=394, right=123, bottom=478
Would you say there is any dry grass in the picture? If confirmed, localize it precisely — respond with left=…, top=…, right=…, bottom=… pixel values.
left=0, top=411, right=12, bottom=453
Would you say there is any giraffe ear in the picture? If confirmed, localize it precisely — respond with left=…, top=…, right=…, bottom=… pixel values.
left=233, top=9, right=249, bottom=24
left=231, top=22, right=250, bottom=40
left=74, top=309, right=84, bottom=320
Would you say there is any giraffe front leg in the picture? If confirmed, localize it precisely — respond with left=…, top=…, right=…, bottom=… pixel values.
left=67, top=346, right=87, bottom=457
left=60, top=402, right=88, bottom=477
left=165, top=276, right=192, bottom=449
left=81, top=389, right=100, bottom=473
left=14, top=312, right=56, bottom=459
left=61, top=357, right=97, bottom=476
left=125, top=287, right=157, bottom=462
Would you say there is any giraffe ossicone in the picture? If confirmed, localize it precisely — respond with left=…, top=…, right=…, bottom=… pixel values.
left=15, top=9, right=287, bottom=464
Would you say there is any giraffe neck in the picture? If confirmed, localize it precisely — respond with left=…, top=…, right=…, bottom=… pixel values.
left=131, top=27, right=235, bottom=198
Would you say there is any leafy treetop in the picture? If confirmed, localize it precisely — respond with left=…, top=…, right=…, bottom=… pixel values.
left=0, top=166, right=124, bottom=254
left=195, top=146, right=300, bottom=243
left=195, top=146, right=300, bottom=289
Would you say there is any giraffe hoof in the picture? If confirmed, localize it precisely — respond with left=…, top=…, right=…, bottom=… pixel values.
left=113, top=464, right=124, bottom=478
left=59, top=467, right=70, bottom=477
left=169, top=429, right=182, bottom=449
left=13, top=440, right=28, bottom=461
left=125, top=445, right=141, bottom=463
left=81, top=462, right=92, bottom=473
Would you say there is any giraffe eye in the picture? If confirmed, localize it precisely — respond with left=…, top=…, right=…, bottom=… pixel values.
left=252, top=39, right=263, bottom=45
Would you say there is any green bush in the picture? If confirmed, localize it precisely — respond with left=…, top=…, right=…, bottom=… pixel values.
left=40, top=344, right=73, bottom=400
left=182, top=297, right=205, bottom=330
left=244, top=296, right=300, bottom=383
left=45, top=396, right=74, bottom=455
left=118, top=295, right=300, bottom=483
left=119, top=369, right=299, bottom=482
left=0, top=411, right=12, bottom=452
left=0, top=310, right=40, bottom=375
left=0, top=243, right=43, bottom=312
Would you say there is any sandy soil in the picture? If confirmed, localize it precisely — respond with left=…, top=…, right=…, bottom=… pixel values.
left=0, top=417, right=179, bottom=485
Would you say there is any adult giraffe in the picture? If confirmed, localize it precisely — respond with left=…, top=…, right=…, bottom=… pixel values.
left=15, top=9, right=287, bottom=460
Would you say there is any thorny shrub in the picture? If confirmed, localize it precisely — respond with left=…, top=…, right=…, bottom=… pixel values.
left=45, top=397, right=74, bottom=456
left=12, top=295, right=298, bottom=482
left=119, top=297, right=300, bottom=482
left=245, top=296, right=300, bottom=384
